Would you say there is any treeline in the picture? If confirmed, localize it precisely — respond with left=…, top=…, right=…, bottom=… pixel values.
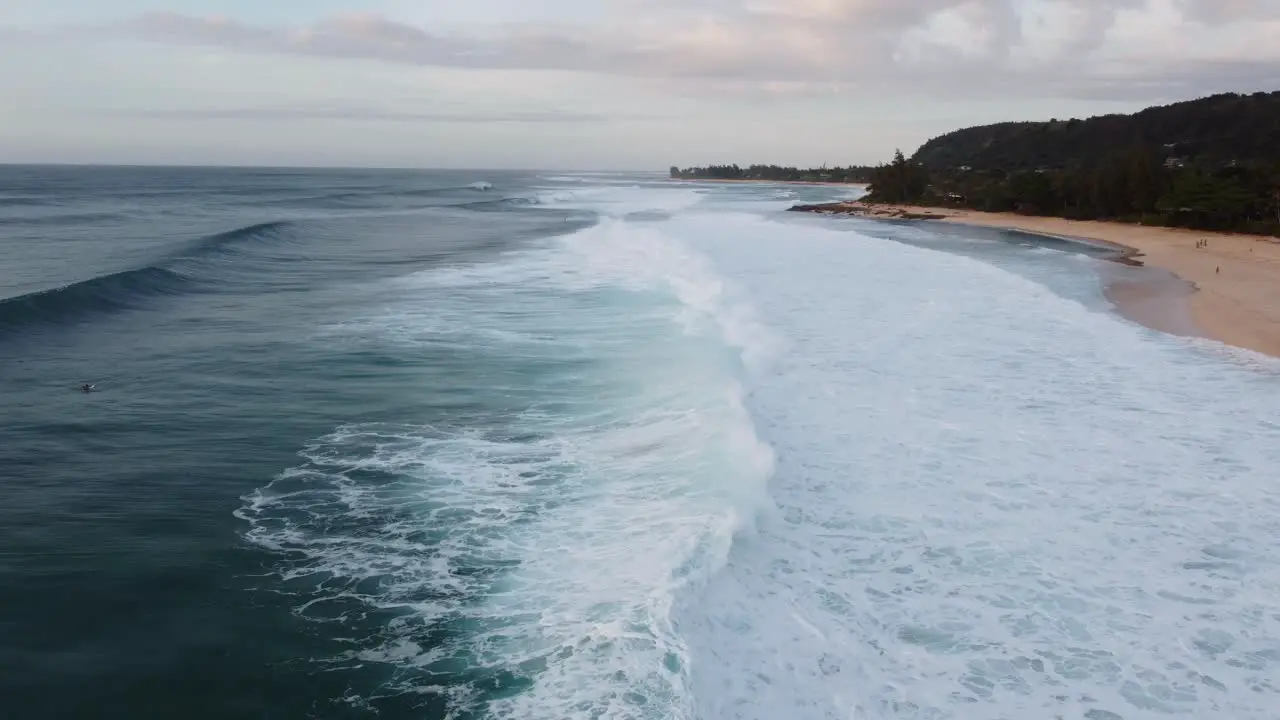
left=864, top=91, right=1280, bottom=235
left=670, top=164, right=874, bottom=183
left=866, top=149, right=1280, bottom=235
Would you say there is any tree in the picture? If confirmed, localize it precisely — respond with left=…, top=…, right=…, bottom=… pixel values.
left=1124, top=147, right=1163, bottom=214
left=1157, top=171, right=1255, bottom=229
left=866, top=149, right=929, bottom=203
left=1269, top=173, right=1280, bottom=226
left=1008, top=171, right=1055, bottom=214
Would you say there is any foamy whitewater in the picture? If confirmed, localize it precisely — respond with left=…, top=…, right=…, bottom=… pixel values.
left=239, top=176, right=1280, bottom=719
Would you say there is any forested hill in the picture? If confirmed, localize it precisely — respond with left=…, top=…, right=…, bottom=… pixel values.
left=912, top=92, right=1280, bottom=170
left=861, top=91, right=1280, bottom=235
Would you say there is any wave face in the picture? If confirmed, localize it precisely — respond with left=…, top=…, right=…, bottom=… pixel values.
left=0, top=221, right=303, bottom=334
left=236, top=176, right=1280, bottom=718
left=0, top=171, right=564, bottom=338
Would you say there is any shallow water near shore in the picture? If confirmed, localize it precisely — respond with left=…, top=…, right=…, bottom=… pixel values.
left=836, top=216, right=1208, bottom=342
left=3, top=167, right=1279, bottom=719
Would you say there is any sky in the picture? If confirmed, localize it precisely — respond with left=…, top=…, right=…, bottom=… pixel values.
left=0, top=0, right=1277, bottom=170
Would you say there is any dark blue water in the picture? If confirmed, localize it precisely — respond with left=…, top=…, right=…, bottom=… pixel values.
left=0, top=165, right=596, bottom=718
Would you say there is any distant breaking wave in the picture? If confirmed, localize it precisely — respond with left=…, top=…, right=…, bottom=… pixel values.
left=0, top=220, right=296, bottom=335
left=176, top=220, right=294, bottom=258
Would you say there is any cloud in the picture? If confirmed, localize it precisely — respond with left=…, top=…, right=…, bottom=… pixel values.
left=113, top=105, right=621, bottom=123
left=20, top=1, right=1280, bottom=102
left=1175, top=0, right=1280, bottom=24
left=0, top=24, right=32, bottom=41
left=117, top=11, right=855, bottom=80
left=744, top=0, right=967, bottom=27
left=649, top=77, right=851, bottom=102
left=126, top=11, right=472, bottom=64
left=1064, top=57, right=1280, bottom=100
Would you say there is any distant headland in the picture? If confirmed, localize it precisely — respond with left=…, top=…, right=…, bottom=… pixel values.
left=677, top=91, right=1279, bottom=237
left=851, top=91, right=1280, bottom=238
left=669, top=164, right=874, bottom=184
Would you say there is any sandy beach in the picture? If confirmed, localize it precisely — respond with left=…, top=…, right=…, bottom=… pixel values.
left=797, top=202, right=1280, bottom=358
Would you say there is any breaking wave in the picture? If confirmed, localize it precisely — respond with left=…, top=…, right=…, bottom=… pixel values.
left=239, top=209, right=777, bottom=717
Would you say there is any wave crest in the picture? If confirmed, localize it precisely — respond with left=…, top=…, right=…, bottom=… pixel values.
left=0, top=220, right=296, bottom=335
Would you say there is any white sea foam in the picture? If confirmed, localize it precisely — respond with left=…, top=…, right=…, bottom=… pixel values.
left=243, top=188, right=778, bottom=717
left=523, top=184, right=708, bottom=217
left=671, top=211, right=1280, bottom=720
left=244, top=180, right=1280, bottom=718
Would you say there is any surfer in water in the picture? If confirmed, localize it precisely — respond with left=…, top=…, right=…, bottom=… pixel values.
left=79, top=383, right=96, bottom=393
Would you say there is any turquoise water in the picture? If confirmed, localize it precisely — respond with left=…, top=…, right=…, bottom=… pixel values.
left=3, top=167, right=1279, bottom=719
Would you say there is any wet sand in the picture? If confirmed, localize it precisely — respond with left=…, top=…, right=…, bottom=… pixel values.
left=791, top=202, right=1280, bottom=358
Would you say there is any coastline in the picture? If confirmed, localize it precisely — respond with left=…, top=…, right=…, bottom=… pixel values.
left=792, top=201, right=1280, bottom=358
left=671, top=178, right=869, bottom=188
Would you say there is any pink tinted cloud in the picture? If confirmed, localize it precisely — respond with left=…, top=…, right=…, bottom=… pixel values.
left=69, top=4, right=1274, bottom=100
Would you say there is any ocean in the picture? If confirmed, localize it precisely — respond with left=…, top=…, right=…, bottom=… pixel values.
left=2, top=166, right=1278, bottom=719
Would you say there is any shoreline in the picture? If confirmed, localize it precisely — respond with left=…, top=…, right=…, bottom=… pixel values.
left=791, top=201, right=1280, bottom=358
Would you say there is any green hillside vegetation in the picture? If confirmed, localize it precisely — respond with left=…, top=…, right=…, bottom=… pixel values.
left=864, top=92, right=1280, bottom=235
left=670, top=164, right=874, bottom=183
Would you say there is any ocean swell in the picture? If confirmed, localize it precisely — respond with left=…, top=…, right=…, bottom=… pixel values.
left=0, top=220, right=297, bottom=334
